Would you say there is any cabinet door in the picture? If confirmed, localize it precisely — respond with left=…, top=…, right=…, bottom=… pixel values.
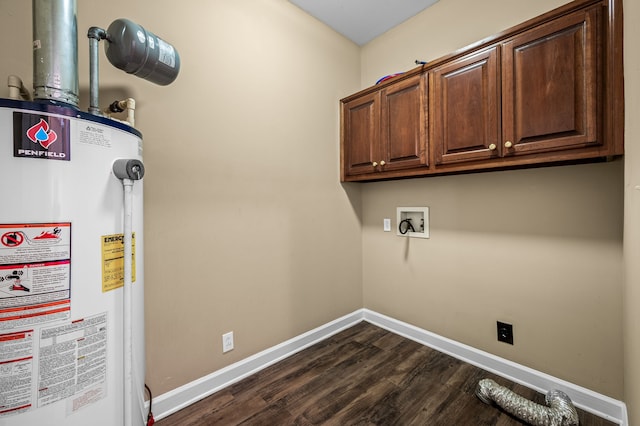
left=430, top=47, right=500, bottom=165
left=501, top=6, right=598, bottom=156
left=379, top=74, right=428, bottom=171
left=342, top=91, right=380, bottom=177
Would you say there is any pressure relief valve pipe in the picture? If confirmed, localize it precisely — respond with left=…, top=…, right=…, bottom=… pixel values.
left=112, top=159, right=144, bottom=426
left=476, top=379, right=579, bottom=426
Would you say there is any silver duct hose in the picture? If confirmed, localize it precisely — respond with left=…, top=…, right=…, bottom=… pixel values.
left=476, top=379, right=579, bottom=426
left=32, top=0, right=79, bottom=107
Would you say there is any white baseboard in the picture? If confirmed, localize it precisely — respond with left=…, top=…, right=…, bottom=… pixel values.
left=362, top=309, right=627, bottom=426
left=152, top=310, right=365, bottom=420
left=152, top=309, right=627, bottom=425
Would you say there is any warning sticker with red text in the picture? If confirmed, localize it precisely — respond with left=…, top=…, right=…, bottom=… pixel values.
left=0, top=223, right=71, bottom=330
left=0, top=329, right=35, bottom=417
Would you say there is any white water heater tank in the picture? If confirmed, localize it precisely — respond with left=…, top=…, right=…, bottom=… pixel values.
left=0, top=98, right=146, bottom=426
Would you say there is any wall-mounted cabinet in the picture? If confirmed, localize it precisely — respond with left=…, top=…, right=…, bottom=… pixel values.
left=340, top=0, right=623, bottom=182
left=341, top=74, right=427, bottom=179
left=430, top=46, right=500, bottom=166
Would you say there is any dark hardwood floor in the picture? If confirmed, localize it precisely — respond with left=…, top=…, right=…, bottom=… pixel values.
left=156, top=322, right=615, bottom=425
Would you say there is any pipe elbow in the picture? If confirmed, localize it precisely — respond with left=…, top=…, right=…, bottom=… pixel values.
left=87, top=26, right=107, bottom=41
left=7, top=75, right=32, bottom=100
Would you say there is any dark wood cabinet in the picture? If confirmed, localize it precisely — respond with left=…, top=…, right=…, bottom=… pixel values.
left=430, top=47, right=500, bottom=165
left=380, top=75, right=428, bottom=173
left=501, top=6, right=599, bottom=157
left=341, top=74, right=427, bottom=180
left=340, top=0, right=623, bottom=182
left=342, top=91, right=379, bottom=177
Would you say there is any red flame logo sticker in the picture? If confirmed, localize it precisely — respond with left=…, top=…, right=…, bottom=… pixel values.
left=26, top=118, right=58, bottom=149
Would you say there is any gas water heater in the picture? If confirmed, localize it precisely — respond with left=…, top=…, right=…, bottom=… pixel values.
left=0, top=1, right=179, bottom=425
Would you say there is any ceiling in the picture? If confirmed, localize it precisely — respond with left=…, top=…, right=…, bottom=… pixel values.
left=288, top=0, right=440, bottom=46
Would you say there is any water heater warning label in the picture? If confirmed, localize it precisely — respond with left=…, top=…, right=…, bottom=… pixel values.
left=78, top=124, right=112, bottom=148
left=0, top=329, right=34, bottom=417
left=0, top=223, right=71, bottom=330
left=38, top=312, right=108, bottom=411
left=101, top=233, right=136, bottom=292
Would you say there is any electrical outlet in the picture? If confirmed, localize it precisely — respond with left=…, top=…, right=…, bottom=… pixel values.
left=222, top=331, right=234, bottom=353
left=497, top=321, right=513, bottom=345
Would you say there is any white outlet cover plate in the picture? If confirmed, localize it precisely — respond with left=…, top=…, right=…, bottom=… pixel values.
left=222, top=331, right=234, bottom=353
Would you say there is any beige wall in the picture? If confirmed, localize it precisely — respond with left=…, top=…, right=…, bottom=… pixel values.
left=359, top=0, right=625, bottom=400
left=2, top=0, right=639, bottom=420
left=0, top=0, right=363, bottom=396
left=623, top=0, right=640, bottom=422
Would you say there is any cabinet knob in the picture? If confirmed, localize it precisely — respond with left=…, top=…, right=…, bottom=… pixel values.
left=488, top=144, right=497, bottom=151
left=504, top=141, right=513, bottom=148
left=372, top=162, right=378, bottom=167
left=380, top=160, right=386, bottom=166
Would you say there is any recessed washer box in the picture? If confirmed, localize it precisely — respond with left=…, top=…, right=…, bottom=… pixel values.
left=396, top=207, right=429, bottom=238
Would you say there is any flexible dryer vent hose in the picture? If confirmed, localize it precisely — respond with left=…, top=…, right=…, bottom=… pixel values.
left=476, top=379, right=579, bottom=426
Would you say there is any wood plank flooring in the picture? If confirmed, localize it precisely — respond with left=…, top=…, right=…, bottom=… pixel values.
left=156, top=322, right=615, bottom=425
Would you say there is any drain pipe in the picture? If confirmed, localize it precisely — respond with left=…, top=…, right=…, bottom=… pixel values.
left=112, top=159, right=145, bottom=426
left=476, top=379, right=579, bottom=426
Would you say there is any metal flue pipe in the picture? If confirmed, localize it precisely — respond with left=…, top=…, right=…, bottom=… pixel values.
left=32, top=0, right=79, bottom=107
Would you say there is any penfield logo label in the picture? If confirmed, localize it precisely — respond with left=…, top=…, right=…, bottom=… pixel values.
left=26, top=118, right=58, bottom=149
left=13, top=112, right=70, bottom=161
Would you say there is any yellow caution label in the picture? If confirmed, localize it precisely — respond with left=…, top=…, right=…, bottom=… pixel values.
left=101, top=233, right=136, bottom=292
